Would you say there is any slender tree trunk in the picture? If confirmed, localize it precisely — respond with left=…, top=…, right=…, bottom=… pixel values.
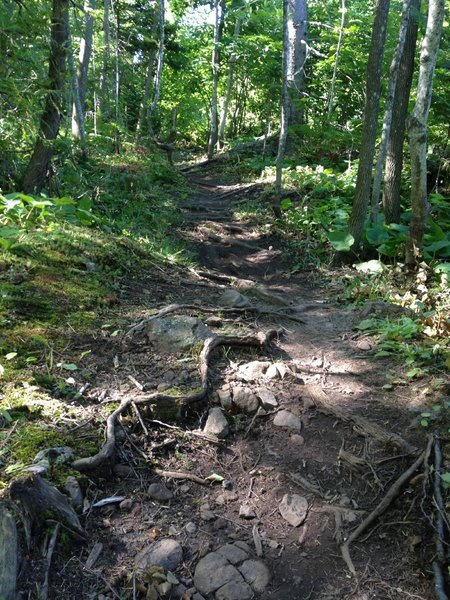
left=99, top=0, right=111, bottom=117
left=218, top=15, right=241, bottom=148
left=147, top=0, right=165, bottom=136
left=207, top=0, right=224, bottom=159
left=135, top=14, right=159, bottom=139
left=274, top=0, right=290, bottom=218
left=347, top=0, right=391, bottom=250
left=22, top=0, right=69, bottom=194
left=406, top=0, right=445, bottom=267
left=287, top=0, right=307, bottom=137
left=370, top=0, right=412, bottom=221
left=326, top=0, right=346, bottom=120
left=72, top=0, right=95, bottom=140
left=67, top=19, right=87, bottom=156
left=112, top=0, right=121, bottom=151
left=383, top=0, right=420, bottom=224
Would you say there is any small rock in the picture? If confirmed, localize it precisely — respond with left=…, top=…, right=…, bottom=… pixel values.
left=279, top=494, right=308, bottom=527
left=64, top=476, right=83, bottom=511
left=200, top=503, right=216, bottom=521
left=172, top=584, right=188, bottom=599
left=119, top=498, right=133, bottom=511
left=222, top=480, right=233, bottom=490
left=205, top=316, right=223, bottom=327
left=214, top=518, right=229, bottom=530
left=193, top=594, right=206, bottom=600
left=179, top=484, right=191, bottom=494
left=148, top=483, right=173, bottom=502
left=265, top=364, right=281, bottom=380
left=356, top=339, right=372, bottom=351
left=273, top=410, right=302, bottom=432
left=217, top=389, right=233, bottom=409
left=145, top=316, right=213, bottom=353
left=237, top=361, right=271, bottom=382
left=216, top=580, right=253, bottom=600
left=113, top=464, right=134, bottom=478
left=302, top=397, right=315, bottom=409
left=239, top=505, right=256, bottom=520
left=134, top=539, right=183, bottom=574
left=256, top=387, right=278, bottom=409
left=290, top=434, right=305, bottom=445
left=238, top=559, right=271, bottom=593
left=194, top=552, right=241, bottom=595
left=203, top=407, right=229, bottom=438
left=232, top=386, right=259, bottom=414
left=216, top=543, right=249, bottom=565
left=220, top=289, right=252, bottom=308
left=185, top=522, right=197, bottom=535
left=233, top=541, right=251, bottom=553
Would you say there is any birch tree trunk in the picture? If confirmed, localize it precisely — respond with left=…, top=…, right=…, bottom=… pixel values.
left=112, top=0, right=121, bottom=151
left=218, top=15, right=241, bottom=148
left=383, top=0, right=421, bottom=224
left=347, top=0, right=391, bottom=250
left=406, top=0, right=445, bottom=267
left=147, top=0, right=165, bottom=137
left=135, top=14, right=159, bottom=140
left=287, top=0, right=307, bottom=137
left=72, top=0, right=95, bottom=140
left=68, top=19, right=87, bottom=156
left=326, top=0, right=346, bottom=120
left=207, top=0, right=224, bottom=160
left=22, top=0, right=69, bottom=193
left=99, top=0, right=111, bottom=117
left=274, top=0, right=290, bottom=218
left=370, top=0, right=412, bottom=221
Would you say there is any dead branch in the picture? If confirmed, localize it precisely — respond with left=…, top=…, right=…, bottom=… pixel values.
left=155, top=470, right=208, bottom=485
left=305, top=384, right=417, bottom=454
left=433, top=438, right=446, bottom=564
left=340, top=436, right=433, bottom=576
left=73, top=329, right=279, bottom=471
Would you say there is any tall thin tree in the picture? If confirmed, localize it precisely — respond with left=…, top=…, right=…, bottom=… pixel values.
left=72, top=0, right=95, bottom=141
left=147, top=0, right=165, bottom=136
left=218, top=14, right=241, bottom=148
left=207, top=0, right=225, bottom=159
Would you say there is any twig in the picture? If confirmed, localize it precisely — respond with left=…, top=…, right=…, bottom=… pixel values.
left=128, top=375, right=144, bottom=391
left=155, top=469, right=208, bottom=485
left=433, top=437, right=446, bottom=564
left=41, top=523, right=60, bottom=600
left=341, top=436, right=433, bottom=576
left=131, top=402, right=149, bottom=437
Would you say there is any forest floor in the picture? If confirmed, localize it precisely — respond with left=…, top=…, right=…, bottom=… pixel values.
left=8, top=160, right=445, bottom=599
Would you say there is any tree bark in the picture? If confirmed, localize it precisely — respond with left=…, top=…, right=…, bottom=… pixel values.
left=22, top=0, right=69, bottom=194
left=218, top=15, right=241, bottom=148
left=207, top=0, right=225, bottom=160
left=99, top=0, right=111, bottom=117
left=383, top=0, right=421, bottom=224
left=67, top=18, right=87, bottom=156
left=406, top=0, right=445, bottom=267
left=72, top=0, right=95, bottom=140
left=347, top=0, right=391, bottom=250
left=135, top=13, right=159, bottom=139
left=370, top=0, right=413, bottom=221
left=147, top=0, right=165, bottom=136
left=326, top=0, right=346, bottom=120
left=287, top=0, right=307, bottom=138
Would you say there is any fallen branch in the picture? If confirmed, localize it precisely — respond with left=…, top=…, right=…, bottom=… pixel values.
left=433, top=438, right=446, bottom=565
left=341, top=436, right=433, bottom=576
left=73, top=329, right=279, bottom=471
left=305, top=385, right=417, bottom=454
left=155, top=469, right=208, bottom=485
left=41, top=523, right=60, bottom=600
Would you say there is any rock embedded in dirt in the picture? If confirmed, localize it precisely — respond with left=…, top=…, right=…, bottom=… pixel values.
left=239, top=504, right=257, bottom=519
left=265, top=364, right=282, bottom=380
left=232, top=386, right=259, bottom=413
left=113, top=463, right=134, bottom=478
left=194, top=552, right=241, bottom=595
left=238, top=559, right=271, bottom=593
left=145, top=316, right=213, bottom=353
left=200, top=503, right=216, bottom=521
left=148, top=483, right=174, bottom=502
left=134, top=539, right=183, bottom=574
left=185, top=522, right=197, bottom=535
left=219, top=289, right=252, bottom=308
left=256, top=387, right=278, bottom=409
left=237, top=361, right=271, bottom=382
left=279, top=494, right=308, bottom=527
left=120, top=498, right=133, bottom=511
left=217, top=389, right=233, bottom=409
left=64, top=476, right=83, bottom=510
left=290, top=434, right=305, bottom=445
left=217, top=543, right=249, bottom=564
left=273, top=410, right=302, bottom=431
left=203, top=407, right=229, bottom=438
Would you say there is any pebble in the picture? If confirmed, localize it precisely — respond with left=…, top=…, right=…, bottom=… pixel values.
left=185, top=522, right=197, bottom=535
left=148, top=483, right=173, bottom=502
left=203, top=407, right=229, bottom=438
left=273, top=410, right=302, bottom=432
left=119, top=498, right=133, bottom=511
left=257, top=387, right=278, bottom=409
left=64, top=476, right=83, bottom=510
left=232, top=386, right=259, bottom=413
left=134, top=539, right=183, bottom=574
left=239, top=505, right=257, bottom=520
left=279, top=494, right=308, bottom=527
left=237, top=361, right=271, bottom=382
left=200, top=503, right=216, bottom=521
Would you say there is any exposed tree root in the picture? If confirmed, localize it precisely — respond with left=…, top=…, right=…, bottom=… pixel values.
left=73, top=328, right=280, bottom=471
left=341, top=436, right=433, bottom=576
left=304, top=384, right=417, bottom=454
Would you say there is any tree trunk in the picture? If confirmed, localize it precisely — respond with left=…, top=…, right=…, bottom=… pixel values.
left=370, top=0, right=412, bottom=221
left=274, top=0, right=290, bottom=218
left=218, top=15, right=241, bottom=148
left=72, top=0, right=95, bottom=140
left=326, top=0, right=346, bottom=120
left=135, top=14, right=159, bottom=139
left=383, top=0, right=420, bottom=224
left=67, top=18, right=87, bottom=156
left=22, top=0, right=69, bottom=194
left=406, top=0, right=445, bottom=267
left=347, top=0, right=391, bottom=250
left=207, top=0, right=225, bottom=160
left=147, top=0, right=165, bottom=136
left=287, top=0, right=307, bottom=138
left=112, top=0, right=121, bottom=151
left=99, top=0, right=111, bottom=117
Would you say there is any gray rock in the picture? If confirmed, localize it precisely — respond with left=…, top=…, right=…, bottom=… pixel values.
left=113, top=464, right=134, bottom=478
left=238, top=559, right=271, bottom=593
left=279, top=494, right=308, bottom=527
left=64, top=476, right=83, bottom=510
left=239, top=505, right=256, bottom=520
left=120, top=499, right=133, bottom=511
left=290, top=434, right=305, bottom=445
left=200, top=503, right=216, bottom=521
left=145, top=316, right=213, bottom=353
left=273, top=410, right=302, bottom=432
left=217, top=389, right=233, bottom=409
left=194, top=552, right=241, bottom=595
left=265, top=364, right=281, bottom=380
left=233, top=541, right=251, bottom=553
left=172, top=584, right=188, bottom=599
left=216, top=580, right=253, bottom=600
left=33, top=446, right=74, bottom=465
left=193, top=594, right=206, bottom=600
left=204, top=407, right=229, bottom=438
left=185, top=522, right=197, bottom=534
left=219, top=289, right=252, bottom=308
left=148, top=483, right=173, bottom=502
left=134, top=539, right=183, bottom=574
left=232, top=386, right=259, bottom=414
left=216, top=543, right=249, bottom=565
left=237, top=361, right=271, bottom=382
left=257, top=387, right=278, bottom=409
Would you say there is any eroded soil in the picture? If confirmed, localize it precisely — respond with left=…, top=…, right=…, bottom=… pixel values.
left=14, top=167, right=440, bottom=599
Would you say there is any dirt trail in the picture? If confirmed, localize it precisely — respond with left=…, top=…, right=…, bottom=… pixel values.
left=24, top=169, right=435, bottom=599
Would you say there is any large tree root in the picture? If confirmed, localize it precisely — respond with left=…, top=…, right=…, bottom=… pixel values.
left=304, top=384, right=417, bottom=455
left=340, top=436, right=433, bottom=576
left=73, top=328, right=280, bottom=471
